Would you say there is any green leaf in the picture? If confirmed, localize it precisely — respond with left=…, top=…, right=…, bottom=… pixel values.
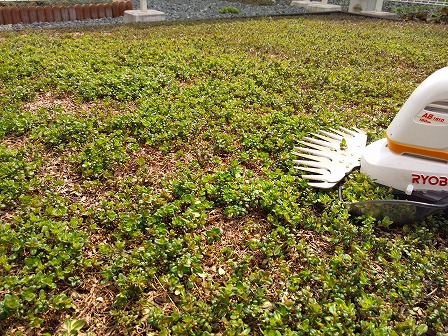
left=25, top=256, right=41, bottom=269
left=3, top=294, right=20, bottom=311
left=415, top=324, right=428, bottom=335
left=62, top=318, right=85, bottom=336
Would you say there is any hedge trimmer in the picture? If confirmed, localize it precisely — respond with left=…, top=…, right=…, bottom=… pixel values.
left=293, top=67, right=448, bottom=223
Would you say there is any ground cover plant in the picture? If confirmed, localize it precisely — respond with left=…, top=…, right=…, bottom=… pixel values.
left=0, top=15, right=447, bottom=335
left=391, top=4, right=448, bottom=23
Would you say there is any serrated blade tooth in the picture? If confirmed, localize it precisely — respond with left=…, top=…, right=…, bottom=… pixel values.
left=298, top=167, right=328, bottom=175
left=329, top=128, right=354, bottom=139
left=311, top=132, right=341, bottom=144
left=302, top=171, right=345, bottom=183
left=307, top=181, right=338, bottom=189
left=338, top=126, right=363, bottom=137
left=293, top=160, right=329, bottom=169
left=352, top=126, right=366, bottom=134
left=294, top=143, right=330, bottom=153
left=318, top=130, right=344, bottom=141
left=302, top=176, right=342, bottom=184
left=292, top=153, right=330, bottom=163
left=292, top=149, right=335, bottom=162
left=301, top=138, right=339, bottom=151
left=301, top=174, right=330, bottom=181
left=294, top=144, right=333, bottom=154
left=293, top=156, right=334, bottom=165
left=299, top=142, right=329, bottom=152
left=298, top=171, right=334, bottom=180
left=293, top=147, right=335, bottom=160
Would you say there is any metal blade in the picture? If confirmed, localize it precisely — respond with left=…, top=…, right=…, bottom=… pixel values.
left=348, top=199, right=448, bottom=224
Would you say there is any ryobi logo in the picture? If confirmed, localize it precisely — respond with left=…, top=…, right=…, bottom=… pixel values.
left=412, top=174, right=448, bottom=186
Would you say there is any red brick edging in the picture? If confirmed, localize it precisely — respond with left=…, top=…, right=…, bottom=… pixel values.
left=0, top=1, right=133, bottom=25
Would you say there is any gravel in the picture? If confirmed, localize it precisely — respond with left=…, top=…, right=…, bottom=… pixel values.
left=0, top=0, right=307, bottom=31
left=143, top=0, right=307, bottom=21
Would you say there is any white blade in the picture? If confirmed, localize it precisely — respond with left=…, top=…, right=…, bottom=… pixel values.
left=293, top=127, right=367, bottom=188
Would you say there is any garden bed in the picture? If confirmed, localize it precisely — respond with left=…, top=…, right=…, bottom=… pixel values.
left=0, top=14, right=447, bottom=336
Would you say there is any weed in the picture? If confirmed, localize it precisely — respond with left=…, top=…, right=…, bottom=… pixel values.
left=218, top=6, right=241, bottom=14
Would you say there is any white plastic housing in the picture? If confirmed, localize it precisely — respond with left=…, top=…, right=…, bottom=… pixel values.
left=361, top=139, right=448, bottom=194
left=387, top=67, right=448, bottom=159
